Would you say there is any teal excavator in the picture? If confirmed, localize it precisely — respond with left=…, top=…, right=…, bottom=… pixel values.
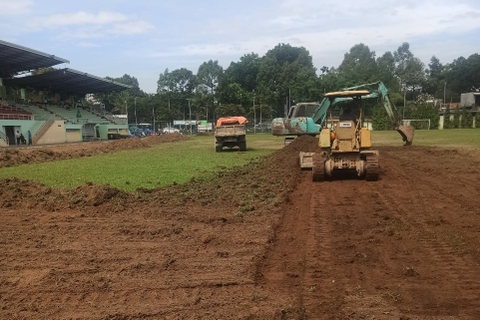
left=271, top=81, right=414, bottom=146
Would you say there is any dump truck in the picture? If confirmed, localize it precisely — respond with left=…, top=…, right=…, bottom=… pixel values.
left=214, top=116, right=248, bottom=152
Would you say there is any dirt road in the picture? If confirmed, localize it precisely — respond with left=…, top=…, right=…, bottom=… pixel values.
left=1, top=136, right=480, bottom=319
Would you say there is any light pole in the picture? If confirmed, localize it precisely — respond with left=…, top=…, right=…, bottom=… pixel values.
left=125, top=99, right=128, bottom=126
left=134, top=97, right=137, bottom=125
left=259, top=100, right=262, bottom=127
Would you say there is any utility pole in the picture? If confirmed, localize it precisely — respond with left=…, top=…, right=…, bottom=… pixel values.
left=152, top=106, right=155, bottom=134
left=188, top=99, right=192, bottom=135
left=253, top=92, right=256, bottom=133
left=444, top=81, right=447, bottom=108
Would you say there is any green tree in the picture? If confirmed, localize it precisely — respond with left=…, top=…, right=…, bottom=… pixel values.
left=156, top=68, right=196, bottom=124
left=256, top=43, right=319, bottom=117
left=215, top=104, right=246, bottom=118
left=218, top=53, right=260, bottom=114
left=453, top=107, right=460, bottom=128
left=337, top=43, right=378, bottom=85
left=461, top=107, right=473, bottom=128
left=394, top=42, right=426, bottom=101
left=410, top=102, right=440, bottom=130
left=372, top=103, right=390, bottom=130
left=445, top=54, right=480, bottom=100
left=423, top=56, right=446, bottom=101
left=443, top=105, right=452, bottom=129
left=376, top=51, right=399, bottom=91
left=197, top=60, right=224, bottom=121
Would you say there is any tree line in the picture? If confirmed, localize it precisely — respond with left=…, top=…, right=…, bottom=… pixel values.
left=97, top=42, right=480, bottom=129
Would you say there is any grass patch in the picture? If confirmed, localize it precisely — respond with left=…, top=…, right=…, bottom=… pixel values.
left=1, top=130, right=478, bottom=191
left=373, top=128, right=480, bottom=148
left=0, top=134, right=283, bottom=192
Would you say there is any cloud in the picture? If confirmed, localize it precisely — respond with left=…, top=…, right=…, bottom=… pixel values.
left=78, top=41, right=99, bottom=48
left=108, top=21, right=154, bottom=35
left=0, top=0, right=33, bottom=15
left=26, top=10, right=153, bottom=41
left=28, top=11, right=128, bottom=30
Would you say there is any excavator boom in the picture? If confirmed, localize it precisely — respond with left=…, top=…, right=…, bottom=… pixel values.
left=343, top=82, right=414, bottom=145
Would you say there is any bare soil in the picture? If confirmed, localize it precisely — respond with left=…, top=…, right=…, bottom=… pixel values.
left=1, top=135, right=480, bottom=319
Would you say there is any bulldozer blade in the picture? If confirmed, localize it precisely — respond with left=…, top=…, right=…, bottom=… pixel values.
left=299, top=152, right=315, bottom=170
left=396, top=125, right=414, bottom=146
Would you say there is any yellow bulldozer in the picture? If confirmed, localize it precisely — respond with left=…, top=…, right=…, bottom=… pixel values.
left=299, top=82, right=414, bottom=181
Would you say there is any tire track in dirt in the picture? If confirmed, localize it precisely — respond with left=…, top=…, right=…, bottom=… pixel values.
left=256, top=172, right=402, bottom=319
left=374, top=187, right=480, bottom=319
left=253, top=171, right=311, bottom=318
left=299, top=176, right=343, bottom=318
left=257, top=144, right=480, bottom=319
left=305, top=178, right=403, bottom=319
left=380, top=147, right=480, bottom=217
left=373, top=149, right=480, bottom=319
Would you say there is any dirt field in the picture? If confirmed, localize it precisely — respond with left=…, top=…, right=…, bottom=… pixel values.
left=1, top=135, right=480, bottom=319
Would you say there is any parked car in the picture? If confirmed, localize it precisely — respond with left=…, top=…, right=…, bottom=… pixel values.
left=162, top=127, right=181, bottom=134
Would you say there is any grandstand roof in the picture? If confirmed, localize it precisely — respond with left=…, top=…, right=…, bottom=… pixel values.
left=0, top=39, right=69, bottom=77
left=4, top=68, right=131, bottom=95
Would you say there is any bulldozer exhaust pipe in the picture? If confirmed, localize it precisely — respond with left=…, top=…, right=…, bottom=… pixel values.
left=396, top=125, right=414, bottom=146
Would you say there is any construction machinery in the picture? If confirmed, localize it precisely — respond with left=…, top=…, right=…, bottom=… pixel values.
left=298, top=82, right=414, bottom=181
left=272, top=82, right=414, bottom=147
left=214, top=116, right=248, bottom=152
left=271, top=102, right=323, bottom=144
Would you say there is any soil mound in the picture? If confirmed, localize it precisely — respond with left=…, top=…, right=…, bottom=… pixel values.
left=2, top=134, right=480, bottom=319
left=0, top=133, right=188, bottom=168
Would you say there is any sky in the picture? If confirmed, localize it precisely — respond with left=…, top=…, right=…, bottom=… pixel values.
left=1, top=0, right=479, bottom=94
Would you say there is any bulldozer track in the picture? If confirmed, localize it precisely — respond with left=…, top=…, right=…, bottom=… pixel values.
left=312, top=153, right=325, bottom=181
left=365, top=154, right=379, bottom=181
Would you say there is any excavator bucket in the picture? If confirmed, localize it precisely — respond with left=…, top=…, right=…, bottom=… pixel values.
left=299, top=152, right=315, bottom=170
left=396, top=125, right=415, bottom=146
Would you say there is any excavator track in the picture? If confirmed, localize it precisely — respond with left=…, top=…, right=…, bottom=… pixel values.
left=312, top=154, right=325, bottom=182
left=365, top=154, right=379, bottom=181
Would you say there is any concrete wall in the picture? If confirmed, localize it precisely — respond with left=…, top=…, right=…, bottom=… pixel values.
left=66, top=129, right=82, bottom=143
left=1, top=119, right=45, bottom=145
left=36, top=120, right=66, bottom=145
left=98, top=124, right=129, bottom=140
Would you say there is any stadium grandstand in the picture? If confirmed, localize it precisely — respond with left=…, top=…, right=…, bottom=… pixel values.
left=0, top=39, right=131, bottom=147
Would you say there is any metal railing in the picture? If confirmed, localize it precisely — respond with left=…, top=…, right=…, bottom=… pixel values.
left=32, top=115, right=55, bottom=145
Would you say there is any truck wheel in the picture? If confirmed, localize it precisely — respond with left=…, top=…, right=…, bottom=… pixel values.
left=216, top=145, right=222, bottom=152
left=239, top=141, right=246, bottom=151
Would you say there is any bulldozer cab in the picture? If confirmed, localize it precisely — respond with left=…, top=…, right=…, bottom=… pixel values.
left=332, top=120, right=358, bottom=152
left=339, top=101, right=360, bottom=124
